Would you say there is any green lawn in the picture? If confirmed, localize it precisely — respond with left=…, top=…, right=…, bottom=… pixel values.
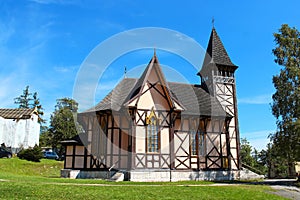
left=0, top=158, right=286, bottom=200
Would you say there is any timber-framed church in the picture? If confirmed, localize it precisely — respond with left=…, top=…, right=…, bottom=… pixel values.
left=61, top=28, right=244, bottom=181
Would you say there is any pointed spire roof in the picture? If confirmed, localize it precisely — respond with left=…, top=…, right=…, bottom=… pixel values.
left=198, top=28, right=237, bottom=75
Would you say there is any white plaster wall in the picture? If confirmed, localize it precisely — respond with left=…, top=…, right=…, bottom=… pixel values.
left=135, top=126, right=146, bottom=153
left=160, top=128, right=169, bottom=154
left=0, top=115, right=40, bottom=151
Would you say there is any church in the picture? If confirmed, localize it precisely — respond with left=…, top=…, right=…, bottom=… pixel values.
left=61, top=28, right=244, bottom=181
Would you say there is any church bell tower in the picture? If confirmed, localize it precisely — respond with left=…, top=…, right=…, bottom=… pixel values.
left=198, top=28, right=241, bottom=170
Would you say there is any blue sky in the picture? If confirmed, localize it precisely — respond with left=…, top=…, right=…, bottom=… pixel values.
left=0, top=0, right=299, bottom=150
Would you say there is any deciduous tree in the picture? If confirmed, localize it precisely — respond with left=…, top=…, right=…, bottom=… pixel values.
left=48, top=98, right=79, bottom=155
left=271, top=24, right=300, bottom=176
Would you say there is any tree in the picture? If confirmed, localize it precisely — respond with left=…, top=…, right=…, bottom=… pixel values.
left=48, top=98, right=79, bottom=155
left=14, top=86, right=33, bottom=108
left=240, top=138, right=268, bottom=176
left=240, top=138, right=255, bottom=167
left=271, top=24, right=300, bottom=177
left=39, top=126, right=52, bottom=147
left=264, top=142, right=290, bottom=178
left=32, top=92, right=45, bottom=123
left=17, top=145, right=43, bottom=162
left=14, top=86, right=45, bottom=123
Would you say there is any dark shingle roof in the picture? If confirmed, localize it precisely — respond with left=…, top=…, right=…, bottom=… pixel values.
left=83, top=78, right=137, bottom=113
left=168, top=82, right=227, bottom=117
left=61, top=134, right=84, bottom=145
left=0, top=108, right=36, bottom=119
left=199, top=28, right=237, bottom=75
left=82, top=78, right=228, bottom=117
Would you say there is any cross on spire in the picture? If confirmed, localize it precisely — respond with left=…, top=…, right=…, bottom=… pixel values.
left=124, top=66, right=127, bottom=78
left=212, top=17, right=215, bottom=28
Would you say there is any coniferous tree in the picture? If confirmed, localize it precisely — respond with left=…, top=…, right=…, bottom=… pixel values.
left=240, top=138, right=255, bottom=167
left=31, top=92, right=45, bottom=123
left=14, top=86, right=45, bottom=124
left=14, top=86, right=33, bottom=108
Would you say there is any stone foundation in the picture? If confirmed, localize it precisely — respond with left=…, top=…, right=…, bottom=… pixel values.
left=61, top=168, right=264, bottom=181
left=61, top=169, right=116, bottom=179
left=129, top=170, right=236, bottom=182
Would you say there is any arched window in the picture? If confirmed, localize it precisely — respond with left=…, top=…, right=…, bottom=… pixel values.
left=190, top=129, right=205, bottom=156
left=191, top=129, right=197, bottom=155
left=146, top=110, right=159, bottom=153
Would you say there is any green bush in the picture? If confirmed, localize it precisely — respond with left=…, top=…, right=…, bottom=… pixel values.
left=18, top=145, right=43, bottom=162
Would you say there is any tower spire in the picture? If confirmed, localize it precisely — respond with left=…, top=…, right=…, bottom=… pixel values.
left=198, top=27, right=237, bottom=77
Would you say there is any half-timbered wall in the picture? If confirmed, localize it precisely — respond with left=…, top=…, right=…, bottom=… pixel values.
left=214, top=75, right=240, bottom=170
left=133, top=108, right=171, bottom=170
left=66, top=112, right=132, bottom=171
left=173, top=116, right=230, bottom=170
left=64, top=144, right=91, bottom=169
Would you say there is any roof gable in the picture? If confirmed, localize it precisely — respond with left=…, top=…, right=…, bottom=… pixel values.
left=124, top=52, right=181, bottom=110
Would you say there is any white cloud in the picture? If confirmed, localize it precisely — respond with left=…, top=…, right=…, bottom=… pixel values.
left=241, top=130, right=275, bottom=150
left=29, top=0, right=77, bottom=5
left=238, top=94, right=272, bottom=105
left=54, top=65, right=79, bottom=73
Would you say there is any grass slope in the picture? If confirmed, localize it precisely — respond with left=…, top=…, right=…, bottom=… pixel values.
left=0, top=158, right=286, bottom=200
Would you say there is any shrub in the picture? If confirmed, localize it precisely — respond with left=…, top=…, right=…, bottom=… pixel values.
left=18, top=145, right=43, bottom=162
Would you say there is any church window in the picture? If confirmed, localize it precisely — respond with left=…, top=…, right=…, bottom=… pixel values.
left=199, top=131, right=205, bottom=155
left=146, top=110, right=159, bottom=153
left=191, top=130, right=197, bottom=155
left=190, top=130, right=205, bottom=156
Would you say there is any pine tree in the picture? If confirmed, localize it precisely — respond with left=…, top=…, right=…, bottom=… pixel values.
left=14, top=86, right=45, bottom=124
left=14, top=86, right=33, bottom=108
left=31, top=92, right=45, bottom=123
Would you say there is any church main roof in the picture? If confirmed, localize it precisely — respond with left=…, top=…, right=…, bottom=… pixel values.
left=82, top=77, right=228, bottom=117
left=82, top=49, right=229, bottom=118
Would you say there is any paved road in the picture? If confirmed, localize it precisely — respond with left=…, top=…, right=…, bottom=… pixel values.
left=260, top=179, right=300, bottom=200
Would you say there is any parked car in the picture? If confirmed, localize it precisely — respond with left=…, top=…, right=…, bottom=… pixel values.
left=43, top=151, right=59, bottom=160
left=0, top=147, right=12, bottom=158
